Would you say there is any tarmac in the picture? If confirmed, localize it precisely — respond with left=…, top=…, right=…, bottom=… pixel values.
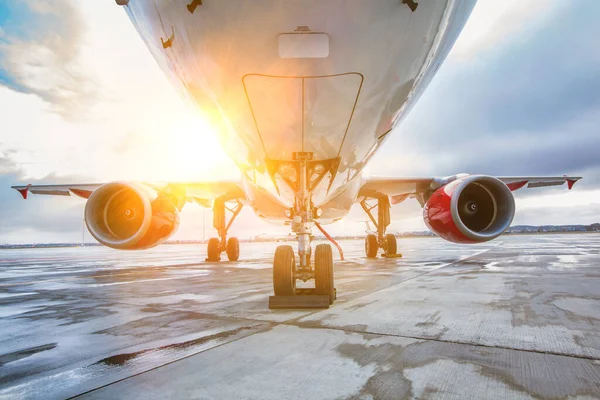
left=0, top=234, right=599, bottom=399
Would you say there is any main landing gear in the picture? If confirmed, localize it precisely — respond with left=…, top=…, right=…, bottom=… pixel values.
left=360, top=196, right=402, bottom=258
left=206, top=198, right=243, bottom=262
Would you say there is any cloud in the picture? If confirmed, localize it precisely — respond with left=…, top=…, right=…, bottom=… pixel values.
left=451, top=0, right=560, bottom=59
left=0, top=153, right=105, bottom=243
left=0, top=0, right=97, bottom=119
left=112, top=131, right=144, bottom=155
left=0, top=148, right=21, bottom=174
left=374, top=0, right=600, bottom=191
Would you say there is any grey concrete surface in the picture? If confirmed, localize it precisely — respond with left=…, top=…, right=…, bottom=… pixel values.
left=0, top=235, right=599, bottom=399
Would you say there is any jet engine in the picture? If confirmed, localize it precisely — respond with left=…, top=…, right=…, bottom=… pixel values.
left=84, top=182, right=180, bottom=250
left=423, top=175, right=515, bottom=243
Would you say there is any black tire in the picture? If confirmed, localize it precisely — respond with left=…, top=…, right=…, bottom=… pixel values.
left=315, top=244, right=335, bottom=304
left=365, top=234, right=378, bottom=258
left=207, top=237, right=221, bottom=261
left=273, top=245, right=295, bottom=296
left=226, top=237, right=240, bottom=261
left=385, top=233, right=397, bottom=256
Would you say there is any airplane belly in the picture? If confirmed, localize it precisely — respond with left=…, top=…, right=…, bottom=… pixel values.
left=123, top=0, right=475, bottom=215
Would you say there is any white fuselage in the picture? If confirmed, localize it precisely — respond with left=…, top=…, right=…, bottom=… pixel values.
left=124, top=0, right=476, bottom=223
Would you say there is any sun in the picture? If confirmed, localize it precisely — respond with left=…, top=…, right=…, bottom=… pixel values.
left=144, top=112, right=238, bottom=182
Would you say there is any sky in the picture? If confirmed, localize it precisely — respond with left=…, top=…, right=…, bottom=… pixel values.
left=0, top=0, right=599, bottom=244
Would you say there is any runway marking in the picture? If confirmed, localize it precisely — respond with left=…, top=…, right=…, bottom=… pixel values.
left=87, top=272, right=212, bottom=287
left=0, top=272, right=212, bottom=289
left=98, top=299, right=279, bottom=328
left=0, top=263, right=210, bottom=288
left=0, top=292, right=37, bottom=299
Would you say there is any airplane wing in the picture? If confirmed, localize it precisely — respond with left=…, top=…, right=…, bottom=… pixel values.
left=11, top=181, right=246, bottom=207
left=11, top=184, right=101, bottom=200
left=357, top=175, right=582, bottom=205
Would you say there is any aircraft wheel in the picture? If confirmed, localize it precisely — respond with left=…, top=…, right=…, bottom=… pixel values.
left=315, top=244, right=335, bottom=304
left=207, top=237, right=221, bottom=261
left=365, top=234, right=378, bottom=258
left=273, top=245, right=296, bottom=296
left=226, top=237, right=240, bottom=261
left=385, top=233, right=397, bottom=256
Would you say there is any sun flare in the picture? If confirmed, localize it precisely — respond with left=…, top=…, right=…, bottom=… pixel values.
left=142, top=112, right=238, bottom=182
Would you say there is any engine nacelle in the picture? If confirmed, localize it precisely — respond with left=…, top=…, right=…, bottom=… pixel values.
left=84, top=182, right=180, bottom=250
left=423, top=175, right=515, bottom=243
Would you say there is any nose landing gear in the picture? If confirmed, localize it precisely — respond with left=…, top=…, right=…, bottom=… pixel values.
left=269, top=214, right=337, bottom=309
left=269, top=241, right=335, bottom=309
left=268, top=151, right=337, bottom=309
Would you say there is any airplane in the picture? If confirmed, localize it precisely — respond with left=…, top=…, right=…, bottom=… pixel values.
left=11, top=0, right=581, bottom=306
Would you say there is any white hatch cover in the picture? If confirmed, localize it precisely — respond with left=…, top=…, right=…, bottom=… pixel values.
left=278, top=33, right=330, bottom=59
left=243, top=73, right=363, bottom=160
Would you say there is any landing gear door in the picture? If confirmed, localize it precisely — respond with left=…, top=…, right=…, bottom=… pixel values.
left=242, top=73, right=363, bottom=162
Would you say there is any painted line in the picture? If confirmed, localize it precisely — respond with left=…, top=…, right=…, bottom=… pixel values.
left=88, top=272, right=212, bottom=287
left=0, top=291, right=38, bottom=299
left=0, top=263, right=211, bottom=287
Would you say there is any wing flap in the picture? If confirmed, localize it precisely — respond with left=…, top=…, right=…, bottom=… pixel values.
left=30, top=189, right=71, bottom=196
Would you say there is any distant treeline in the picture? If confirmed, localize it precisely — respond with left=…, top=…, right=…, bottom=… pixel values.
left=506, top=223, right=600, bottom=233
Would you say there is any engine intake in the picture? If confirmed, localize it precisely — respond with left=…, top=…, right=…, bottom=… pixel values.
left=423, top=175, right=515, bottom=243
left=85, top=182, right=180, bottom=250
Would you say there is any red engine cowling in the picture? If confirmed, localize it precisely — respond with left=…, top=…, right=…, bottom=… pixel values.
left=84, top=182, right=180, bottom=250
left=423, top=175, right=515, bottom=243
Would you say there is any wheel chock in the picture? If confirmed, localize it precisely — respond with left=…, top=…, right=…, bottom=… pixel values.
left=269, top=295, right=331, bottom=309
left=269, top=288, right=334, bottom=309
left=382, top=253, right=403, bottom=258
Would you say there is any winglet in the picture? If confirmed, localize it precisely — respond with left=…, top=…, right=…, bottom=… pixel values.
left=16, top=185, right=31, bottom=200
left=567, top=179, right=577, bottom=190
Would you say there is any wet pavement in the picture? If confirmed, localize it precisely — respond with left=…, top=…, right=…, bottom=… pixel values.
left=0, top=235, right=599, bottom=399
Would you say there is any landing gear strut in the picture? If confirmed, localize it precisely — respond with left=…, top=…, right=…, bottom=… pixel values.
left=268, top=152, right=336, bottom=309
left=206, top=198, right=243, bottom=262
left=360, top=196, right=402, bottom=258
